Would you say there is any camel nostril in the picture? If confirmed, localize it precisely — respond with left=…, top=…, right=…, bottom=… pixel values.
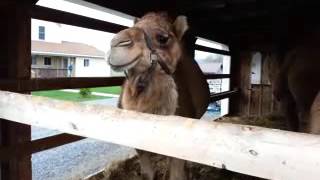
left=112, top=39, right=133, bottom=47
left=118, top=40, right=132, bottom=47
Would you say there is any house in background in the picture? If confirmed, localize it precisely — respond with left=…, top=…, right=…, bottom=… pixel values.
left=31, top=40, right=107, bottom=78
left=31, top=19, right=111, bottom=78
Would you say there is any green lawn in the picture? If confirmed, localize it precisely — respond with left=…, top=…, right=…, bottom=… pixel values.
left=31, top=86, right=122, bottom=102
left=32, top=90, right=107, bottom=102
left=90, top=86, right=122, bottom=95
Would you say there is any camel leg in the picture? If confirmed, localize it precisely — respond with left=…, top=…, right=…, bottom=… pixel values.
left=168, top=158, right=187, bottom=180
left=137, top=150, right=155, bottom=180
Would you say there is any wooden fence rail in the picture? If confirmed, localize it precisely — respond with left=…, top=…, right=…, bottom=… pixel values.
left=31, top=6, right=126, bottom=33
left=0, top=77, right=124, bottom=92
left=0, top=91, right=320, bottom=180
left=0, top=133, right=83, bottom=161
left=0, top=74, right=229, bottom=92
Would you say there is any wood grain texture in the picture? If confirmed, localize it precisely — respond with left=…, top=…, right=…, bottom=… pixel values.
left=1, top=91, right=320, bottom=180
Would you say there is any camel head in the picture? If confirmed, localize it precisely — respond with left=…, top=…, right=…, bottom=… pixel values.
left=108, top=12, right=188, bottom=75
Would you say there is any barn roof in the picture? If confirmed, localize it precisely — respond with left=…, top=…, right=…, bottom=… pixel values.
left=81, top=0, right=320, bottom=50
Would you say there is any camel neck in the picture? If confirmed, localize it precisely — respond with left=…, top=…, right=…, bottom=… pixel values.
left=121, top=72, right=178, bottom=115
left=128, top=70, right=171, bottom=96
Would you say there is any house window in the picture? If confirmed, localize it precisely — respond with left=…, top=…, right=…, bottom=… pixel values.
left=38, top=26, right=45, bottom=40
left=84, top=59, right=90, bottom=67
left=44, top=57, right=51, bottom=65
left=63, top=57, right=68, bottom=68
left=32, top=56, right=37, bottom=65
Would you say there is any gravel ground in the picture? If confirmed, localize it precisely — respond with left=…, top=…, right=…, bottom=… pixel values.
left=31, top=97, right=217, bottom=180
left=32, top=98, right=136, bottom=180
left=32, top=135, right=136, bottom=180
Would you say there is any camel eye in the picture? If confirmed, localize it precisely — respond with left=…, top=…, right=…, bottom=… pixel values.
left=156, top=34, right=169, bottom=45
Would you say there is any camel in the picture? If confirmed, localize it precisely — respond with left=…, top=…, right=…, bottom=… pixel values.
left=310, top=91, right=320, bottom=133
left=108, top=12, right=210, bottom=180
left=270, top=40, right=320, bottom=133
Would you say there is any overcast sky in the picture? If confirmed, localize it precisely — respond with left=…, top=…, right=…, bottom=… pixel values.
left=34, top=0, right=134, bottom=52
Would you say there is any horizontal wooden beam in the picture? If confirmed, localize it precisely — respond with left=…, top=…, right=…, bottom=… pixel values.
left=1, top=91, right=320, bottom=180
left=31, top=6, right=127, bottom=33
left=210, top=89, right=239, bottom=102
left=0, top=77, right=125, bottom=92
left=0, top=133, right=84, bottom=161
left=195, top=44, right=231, bottom=56
left=204, top=73, right=231, bottom=79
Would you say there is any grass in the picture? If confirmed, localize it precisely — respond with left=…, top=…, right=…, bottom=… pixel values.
left=31, top=86, right=122, bottom=102
left=32, top=90, right=107, bottom=102
left=90, top=86, right=122, bottom=95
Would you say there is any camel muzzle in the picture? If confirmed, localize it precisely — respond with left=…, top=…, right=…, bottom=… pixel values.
left=108, top=27, right=172, bottom=75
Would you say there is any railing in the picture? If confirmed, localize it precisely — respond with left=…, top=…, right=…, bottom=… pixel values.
left=31, top=68, right=68, bottom=78
left=1, top=91, right=320, bottom=180
left=0, top=77, right=124, bottom=92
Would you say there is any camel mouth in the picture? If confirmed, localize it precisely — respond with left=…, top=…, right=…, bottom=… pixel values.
left=108, top=56, right=140, bottom=72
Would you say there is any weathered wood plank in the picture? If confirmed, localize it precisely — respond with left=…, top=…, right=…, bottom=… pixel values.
left=31, top=6, right=127, bottom=33
left=228, top=48, right=240, bottom=115
left=0, top=1, right=32, bottom=179
left=1, top=91, right=320, bottom=180
left=204, top=73, right=231, bottom=79
left=210, top=89, right=238, bottom=102
left=0, top=133, right=84, bottom=161
left=261, top=86, right=272, bottom=115
left=195, top=44, right=231, bottom=56
left=0, top=77, right=125, bottom=92
left=238, top=52, right=252, bottom=116
left=249, top=85, right=260, bottom=115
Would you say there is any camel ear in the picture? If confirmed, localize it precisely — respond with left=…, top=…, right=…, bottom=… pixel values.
left=134, top=17, right=140, bottom=24
left=173, top=15, right=189, bottom=40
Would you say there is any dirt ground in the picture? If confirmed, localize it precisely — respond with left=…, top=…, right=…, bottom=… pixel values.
left=86, top=114, right=287, bottom=180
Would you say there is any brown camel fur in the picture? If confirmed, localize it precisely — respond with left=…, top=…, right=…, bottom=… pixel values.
left=310, top=91, right=320, bottom=133
left=270, top=38, right=320, bottom=133
left=108, top=12, right=210, bottom=180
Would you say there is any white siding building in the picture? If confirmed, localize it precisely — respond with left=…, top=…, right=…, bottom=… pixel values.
left=74, top=57, right=109, bottom=77
left=31, top=19, right=111, bottom=78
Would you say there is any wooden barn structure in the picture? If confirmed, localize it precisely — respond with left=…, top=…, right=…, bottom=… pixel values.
left=0, top=0, right=320, bottom=179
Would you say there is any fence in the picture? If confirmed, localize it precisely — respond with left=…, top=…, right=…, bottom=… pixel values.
left=31, top=68, right=68, bottom=78
left=0, top=1, right=297, bottom=179
left=1, top=90, right=320, bottom=180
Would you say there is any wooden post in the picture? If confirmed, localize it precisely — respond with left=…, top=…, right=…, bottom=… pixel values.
left=0, top=1, right=32, bottom=180
left=229, top=45, right=240, bottom=115
left=258, top=57, right=264, bottom=116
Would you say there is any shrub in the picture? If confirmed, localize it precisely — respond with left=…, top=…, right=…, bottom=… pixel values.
left=79, top=88, right=91, bottom=98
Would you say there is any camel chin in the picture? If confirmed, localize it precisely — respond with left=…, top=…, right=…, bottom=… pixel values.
left=109, top=57, right=139, bottom=72
left=108, top=49, right=140, bottom=72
